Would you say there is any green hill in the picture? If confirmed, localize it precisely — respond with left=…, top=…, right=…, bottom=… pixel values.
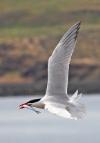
left=0, top=0, right=100, bottom=95
left=0, top=0, right=100, bottom=37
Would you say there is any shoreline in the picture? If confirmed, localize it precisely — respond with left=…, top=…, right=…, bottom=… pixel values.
left=0, top=81, right=100, bottom=96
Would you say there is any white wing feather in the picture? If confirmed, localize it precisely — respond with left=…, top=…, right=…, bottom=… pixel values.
left=40, top=22, right=86, bottom=119
left=45, top=22, right=81, bottom=101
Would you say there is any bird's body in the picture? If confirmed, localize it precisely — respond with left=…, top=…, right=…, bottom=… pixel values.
left=19, top=21, right=86, bottom=120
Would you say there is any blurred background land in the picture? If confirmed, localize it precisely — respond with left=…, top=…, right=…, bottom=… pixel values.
left=0, top=0, right=100, bottom=95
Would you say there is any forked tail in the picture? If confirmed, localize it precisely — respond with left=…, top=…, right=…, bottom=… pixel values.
left=67, top=90, right=86, bottom=120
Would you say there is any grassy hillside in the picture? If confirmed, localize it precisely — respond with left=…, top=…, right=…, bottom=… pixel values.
left=0, top=0, right=100, bottom=59
left=0, top=0, right=100, bottom=94
left=0, top=0, right=100, bottom=37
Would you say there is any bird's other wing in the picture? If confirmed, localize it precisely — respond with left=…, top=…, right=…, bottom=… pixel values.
left=44, top=22, right=81, bottom=102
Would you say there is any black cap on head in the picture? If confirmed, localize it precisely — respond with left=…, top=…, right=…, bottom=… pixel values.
left=27, top=98, right=41, bottom=104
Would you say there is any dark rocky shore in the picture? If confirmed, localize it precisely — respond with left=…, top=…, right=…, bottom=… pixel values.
left=0, top=63, right=100, bottom=96
left=0, top=37, right=100, bottom=96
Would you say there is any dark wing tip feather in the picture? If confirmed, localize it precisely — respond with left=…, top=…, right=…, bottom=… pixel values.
left=74, top=21, right=81, bottom=40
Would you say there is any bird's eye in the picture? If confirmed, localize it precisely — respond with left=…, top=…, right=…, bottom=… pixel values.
left=27, top=103, right=31, bottom=106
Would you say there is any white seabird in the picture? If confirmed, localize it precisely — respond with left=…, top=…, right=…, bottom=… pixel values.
left=19, top=22, right=86, bottom=120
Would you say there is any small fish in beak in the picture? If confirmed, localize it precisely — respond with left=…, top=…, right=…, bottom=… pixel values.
left=19, top=102, right=41, bottom=114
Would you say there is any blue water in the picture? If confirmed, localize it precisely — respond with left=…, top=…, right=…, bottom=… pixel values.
left=0, top=95, right=100, bottom=143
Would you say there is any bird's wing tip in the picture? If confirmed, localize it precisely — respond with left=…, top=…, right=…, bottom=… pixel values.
left=76, top=21, right=81, bottom=25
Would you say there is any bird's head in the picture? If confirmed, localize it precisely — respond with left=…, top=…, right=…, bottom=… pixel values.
left=19, top=98, right=41, bottom=109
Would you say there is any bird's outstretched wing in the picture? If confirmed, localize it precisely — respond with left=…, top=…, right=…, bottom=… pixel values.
left=45, top=22, right=81, bottom=101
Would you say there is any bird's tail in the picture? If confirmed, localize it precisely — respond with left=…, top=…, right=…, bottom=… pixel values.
left=66, top=90, right=86, bottom=120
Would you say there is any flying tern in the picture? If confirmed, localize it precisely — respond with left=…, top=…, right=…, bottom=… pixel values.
left=19, top=22, right=86, bottom=120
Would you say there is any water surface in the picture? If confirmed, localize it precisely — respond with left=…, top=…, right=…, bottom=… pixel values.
left=0, top=95, right=100, bottom=143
